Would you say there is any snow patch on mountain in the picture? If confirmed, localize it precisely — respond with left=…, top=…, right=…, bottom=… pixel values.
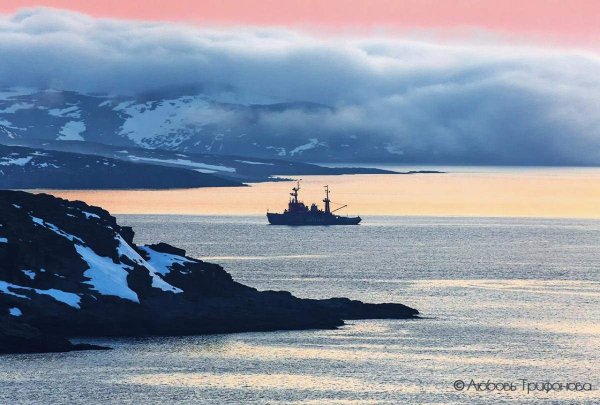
left=0, top=152, right=62, bottom=169
left=35, top=162, right=60, bottom=168
left=127, top=155, right=236, bottom=173
left=0, top=118, right=24, bottom=131
left=0, top=89, right=397, bottom=162
left=0, top=126, right=16, bottom=139
left=115, top=97, right=211, bottom=148
left=0, top=156, right=32, bottom=166
left=385, top=143, right=405, bottom=155
left=0, top=88, right=38, bottom=100
left=235, top=160, right=274, bottom=166
left=266, top=146, right=287, bottom=157
left=289, top=138, right=324, bottom=156
left=49, top=106, right=80, bottom=118
left=57, top=121, right=86, bottom=141
left=0, top=102, right=34, bottom=114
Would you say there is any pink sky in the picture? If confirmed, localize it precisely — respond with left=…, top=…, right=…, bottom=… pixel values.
left=2, top=0, right=600, bottom=43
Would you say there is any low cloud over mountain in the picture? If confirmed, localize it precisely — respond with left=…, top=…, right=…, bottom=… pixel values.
left=2, top=8, right=600, bottom=164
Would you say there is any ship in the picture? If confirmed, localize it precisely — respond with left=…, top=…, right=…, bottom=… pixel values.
left=267, top=181, right=361, bottom=225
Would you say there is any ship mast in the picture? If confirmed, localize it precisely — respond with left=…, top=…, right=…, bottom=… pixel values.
left=290, top=180, right=300, bottom=204
left=323, top=185, right=331, bottom=214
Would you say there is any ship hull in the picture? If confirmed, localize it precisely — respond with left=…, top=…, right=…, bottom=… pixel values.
left=267, top=212, right=361, bottom=225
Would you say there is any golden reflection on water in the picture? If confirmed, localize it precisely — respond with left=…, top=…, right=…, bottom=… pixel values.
left=124, top=371, right=413, bottom=393
left=114, top=318, right=598, bottom=401
left=181, top=339, right=561, bottom=368
left=42, top=169, right=600, bottom=218
left=201, top=254, right=328, bottom=261
left=121, top=369, right=592, bottom=402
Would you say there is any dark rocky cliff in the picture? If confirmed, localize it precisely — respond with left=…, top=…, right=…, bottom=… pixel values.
left=0, top=190, right=418, bottom=353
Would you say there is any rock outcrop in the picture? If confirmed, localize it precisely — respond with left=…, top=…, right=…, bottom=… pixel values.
left=0, top=321, right=108, bottom=354
left=0, top=190, right=418, bottom=353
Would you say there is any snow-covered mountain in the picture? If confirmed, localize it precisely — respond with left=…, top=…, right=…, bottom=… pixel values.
left=0, top=88, right=393, bottom=162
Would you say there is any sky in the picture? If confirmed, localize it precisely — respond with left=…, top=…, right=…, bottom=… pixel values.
left=1, top=2, right=600, bottom=165
left=2, top=0, right=600, bottom=45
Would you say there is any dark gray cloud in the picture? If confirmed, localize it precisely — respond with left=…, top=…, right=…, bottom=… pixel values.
left=2, top=8, right=600, bottom=164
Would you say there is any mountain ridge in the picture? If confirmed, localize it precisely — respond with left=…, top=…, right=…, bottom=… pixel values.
left=0, top=88, right=402, bottom=162
left=0, top=143, right=242, bottom=189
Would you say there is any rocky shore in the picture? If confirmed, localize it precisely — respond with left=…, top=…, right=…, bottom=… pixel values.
left=0, top=190, right=418, bottom=354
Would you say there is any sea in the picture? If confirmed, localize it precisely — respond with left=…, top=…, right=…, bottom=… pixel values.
left=1, top=215, right=599, bottom=404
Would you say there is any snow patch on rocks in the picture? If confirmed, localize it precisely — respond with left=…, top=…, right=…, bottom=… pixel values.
left=27, top=215, right=144, bottom=302
left=22, top=270, right=36, bottom=280
left=116, top=236, right=182, bottom=294
left=0, top=281, right=29, bottom=299
left=82, top=211, right=100, bottom=219
left=11, top=203, right=185, bottom=304
left=76, top=244, right=140, bottom=303
left=0, top=280, right=81, bottom=309
left=9, top=307, right=22, bottom=316
left=30, top=216, right=84, bottom=243
left=139, top=246, right=195, bottom=276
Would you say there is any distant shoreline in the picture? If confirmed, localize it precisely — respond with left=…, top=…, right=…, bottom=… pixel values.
left=42, top=169, right=600, bottom=218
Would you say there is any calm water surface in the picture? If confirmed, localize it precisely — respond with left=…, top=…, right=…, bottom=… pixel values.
left=47, top=167, right=600, bottom=218
left=1, top=216, right=599, bottom=404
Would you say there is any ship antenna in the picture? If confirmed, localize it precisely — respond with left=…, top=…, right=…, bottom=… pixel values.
left=290, top=179, right=301, bottom=204
left=323, top=185, right=331, bottom=214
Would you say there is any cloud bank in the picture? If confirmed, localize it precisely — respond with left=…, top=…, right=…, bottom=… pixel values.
left=2, top=8, right=600, bottom=164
